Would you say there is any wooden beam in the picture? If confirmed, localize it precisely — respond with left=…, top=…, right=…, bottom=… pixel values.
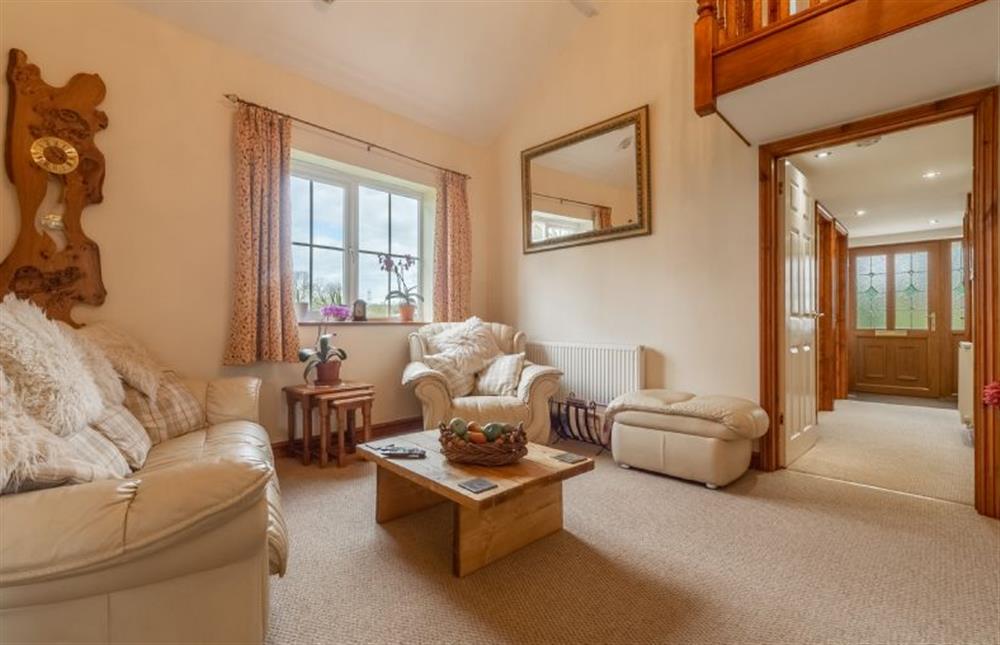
left=695, top=0, right=720, bottom=116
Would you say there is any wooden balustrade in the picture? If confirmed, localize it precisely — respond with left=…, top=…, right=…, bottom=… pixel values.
left=694, top=0, right=987, bottom=116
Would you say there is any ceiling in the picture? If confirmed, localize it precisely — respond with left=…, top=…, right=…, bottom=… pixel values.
left=128, top=0, right=591, bottom=145
left=534, top=125, right=636, bottom=188
left=790, top=117, right=973, bottom=239
left=717, top=1, right=1000, bottom=144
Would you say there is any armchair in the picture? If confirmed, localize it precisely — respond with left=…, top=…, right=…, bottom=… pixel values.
left=402, top=321, right=561, bottom=443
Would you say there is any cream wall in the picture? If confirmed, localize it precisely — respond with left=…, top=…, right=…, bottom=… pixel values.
left=0, top=1, right=495, bottom=441
left=489, top=2, right=760, bottom=399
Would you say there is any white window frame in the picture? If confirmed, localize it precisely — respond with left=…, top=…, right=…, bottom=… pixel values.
left=291, top=158, right=427, bottom=320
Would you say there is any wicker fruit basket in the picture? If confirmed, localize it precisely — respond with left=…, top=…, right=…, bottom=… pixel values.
left=439, top=422, right=528, bottom=466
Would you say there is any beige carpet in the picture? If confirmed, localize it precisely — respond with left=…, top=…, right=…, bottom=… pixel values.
left=268, top=446, right=999, bottom=645
left=790, top=400, right=974, bottom=505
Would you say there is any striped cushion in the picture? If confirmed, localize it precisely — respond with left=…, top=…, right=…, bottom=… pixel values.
left=124, top=371, right=206, bottom=444
left=66, top=426, right=130, bottom=478
left=93, top=404, right=151, bottom=469
left=424, top=352, right=476, bottom=398
left=474, top=353, right=525, bottom=397
left=14, top=458, right=119, bottom=493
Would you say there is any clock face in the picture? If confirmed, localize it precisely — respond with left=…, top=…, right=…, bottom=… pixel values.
left=29, top=136, right=79, bottom=174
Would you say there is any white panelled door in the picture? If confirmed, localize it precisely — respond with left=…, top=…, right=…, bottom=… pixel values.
left=781, top=162, right=819, bottom=466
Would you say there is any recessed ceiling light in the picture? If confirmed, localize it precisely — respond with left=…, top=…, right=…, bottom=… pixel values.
left=814, top=151, right=832, bottom=159
left=929, top=218, right=939, bottom=224
left=855, top=209, right=866, bottom=216
left=922, top=170, right=941, bottom=179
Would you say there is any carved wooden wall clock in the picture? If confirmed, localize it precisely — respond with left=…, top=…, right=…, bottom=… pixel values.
left=2, top=48, right=108, bottom=324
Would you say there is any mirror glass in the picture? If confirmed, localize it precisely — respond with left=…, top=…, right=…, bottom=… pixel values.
left=522, top=106, right=649, bottom=253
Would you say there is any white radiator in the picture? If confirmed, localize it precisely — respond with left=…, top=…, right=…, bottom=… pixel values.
left=526, top=341, right=645, bottom=405
left=958, top=341, right=974, bottom=428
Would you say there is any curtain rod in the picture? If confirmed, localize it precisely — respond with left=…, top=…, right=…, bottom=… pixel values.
left=223, top=94, right=471, bottom=180
left=532, top=191, right=608, bottom=210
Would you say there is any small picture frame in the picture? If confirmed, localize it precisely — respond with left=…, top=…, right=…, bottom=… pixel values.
left=352, top=299, right=367, bottom=322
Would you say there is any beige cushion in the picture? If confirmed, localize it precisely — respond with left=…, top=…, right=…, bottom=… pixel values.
left=142, top=421, right=288, bottom=576
left=92, top=405, right=152, bottom=470
left=124, top=371, right=206, bottom=445
left=451, top=396, right=530, bottom=426
left=474, top=353, right=524, bottom=397
left=423, top=351, right=476, bottom=398
left=66, top=427, right=131, bottom=478
left=606, top=390, right=768, bottom=440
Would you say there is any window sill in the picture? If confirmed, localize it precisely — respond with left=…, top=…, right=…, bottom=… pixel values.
left=297, top=319, right=427, bottom=327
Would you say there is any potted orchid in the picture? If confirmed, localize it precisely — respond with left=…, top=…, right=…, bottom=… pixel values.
left=298, top=333, right=348, bottom=386
left=377, top=253, right=422, bottom=322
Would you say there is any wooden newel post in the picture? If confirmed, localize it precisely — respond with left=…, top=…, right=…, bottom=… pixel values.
left=694, top=0, right=718, bottom=116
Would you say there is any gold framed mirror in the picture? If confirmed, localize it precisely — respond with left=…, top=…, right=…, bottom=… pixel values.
left=521, top=105, right=650, bottom=253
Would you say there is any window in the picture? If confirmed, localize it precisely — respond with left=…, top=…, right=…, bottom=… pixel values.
left=951, top=241, right=966, bottom=331
left=530, top=211, right=594, bottom=242
left=290, top=157, right=430, bottom=319
left=855, top=254, right=888, bottom=329
left=893, top=251, right=929, bottom=330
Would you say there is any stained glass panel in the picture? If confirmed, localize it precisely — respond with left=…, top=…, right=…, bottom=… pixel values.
left=894, top=251, right=929, bottom=330
left=856, top=254, right=887, bottom=329
left=951, top=241, right=966, bottom=331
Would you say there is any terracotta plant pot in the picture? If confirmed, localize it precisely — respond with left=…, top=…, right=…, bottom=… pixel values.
left=314, top=360, right=341, bottom=386
left=398, top=303, right=416, bottom=323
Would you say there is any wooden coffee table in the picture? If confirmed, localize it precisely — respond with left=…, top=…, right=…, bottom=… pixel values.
left=358, top=430, right=594, bottom=577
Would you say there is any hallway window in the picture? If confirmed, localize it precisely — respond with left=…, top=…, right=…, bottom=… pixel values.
left=856, top=254, right=888, bottom=329
left=951, top=241, right=966, bottom=331
left=894, top=251, right=929, bottom=330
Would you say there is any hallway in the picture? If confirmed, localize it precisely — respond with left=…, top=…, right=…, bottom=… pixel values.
left=789, top=399, right=974, bottom=505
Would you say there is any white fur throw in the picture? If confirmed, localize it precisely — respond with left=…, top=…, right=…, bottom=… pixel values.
left=0, top=367, right=70, bottom=493
left=59, top=322, right=125, bottom=407
left=0, top=295, right=104, bottom=437
left=424, top=317, right=501, bottom=376
left=77, top=322, right=163, bottom=399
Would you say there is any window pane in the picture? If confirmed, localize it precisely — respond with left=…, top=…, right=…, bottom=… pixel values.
left=391, top=194, right=420, bottom=256
left=312, top=248, right=344, bottom=309
left=291, top=176, right=310, bottom=244
left=292, top=244, right=310, bottom=305
left=387, top=257, right=420, bottom=316
left=952, top=241, right=966, bottom=331
left=894, top=251, right=929, bottom=330
left=313, top=182, right=345, bottom=247
left=856, top=254, right=887, bottom=329
left=357, top=252, right=389, bottom=318
left=359, top=186, right=389, bottom=253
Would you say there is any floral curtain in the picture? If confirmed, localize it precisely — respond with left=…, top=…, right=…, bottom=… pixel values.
left=433, top=171, right=472, bottom=322
left=223, top=104, right=299, bottom=365
left=595, top=206, right=612, bottom=230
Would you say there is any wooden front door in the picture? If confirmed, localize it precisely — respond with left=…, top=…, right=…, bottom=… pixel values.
left=849, top=240, right=968, bottom=398
left=781, top=162, right=819, bottom=466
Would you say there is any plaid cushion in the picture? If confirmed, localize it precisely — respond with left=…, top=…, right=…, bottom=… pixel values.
left=93, top=404, right=151, bottom=469
left=474, top=353, right=525, bottom=397
left=124, top=371, right=205, bottom=444
left=65, top=426, right=131, bottom=477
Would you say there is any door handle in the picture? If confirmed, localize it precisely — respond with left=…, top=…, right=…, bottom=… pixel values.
left=929, top=312, right=936, bottom=332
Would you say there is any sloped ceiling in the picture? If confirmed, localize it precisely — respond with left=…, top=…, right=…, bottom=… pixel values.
left=791, top=117, right=973, bottom=239
left=128, top=0, right=591, bottom=145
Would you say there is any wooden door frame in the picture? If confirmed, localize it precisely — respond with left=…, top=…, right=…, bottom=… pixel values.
left=815, top=203, right=844, bottom=412
left=758, top=87, right=999, bottom=518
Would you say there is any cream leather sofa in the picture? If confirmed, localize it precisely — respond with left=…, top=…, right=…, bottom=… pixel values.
left=608, top=390, right=769, bottom=488
left=0, top=376, right=288, bottom=645
left=402, top=322, right=561, bottom=443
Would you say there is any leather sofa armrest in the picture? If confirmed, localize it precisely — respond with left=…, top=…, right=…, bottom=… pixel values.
left=206, top=377, right=262, bottom=424
left=517, top=363, right=562, bottom=403
left=0, top=460, right=271, bottom=587
left=402, top=361, right=452, bottom=428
